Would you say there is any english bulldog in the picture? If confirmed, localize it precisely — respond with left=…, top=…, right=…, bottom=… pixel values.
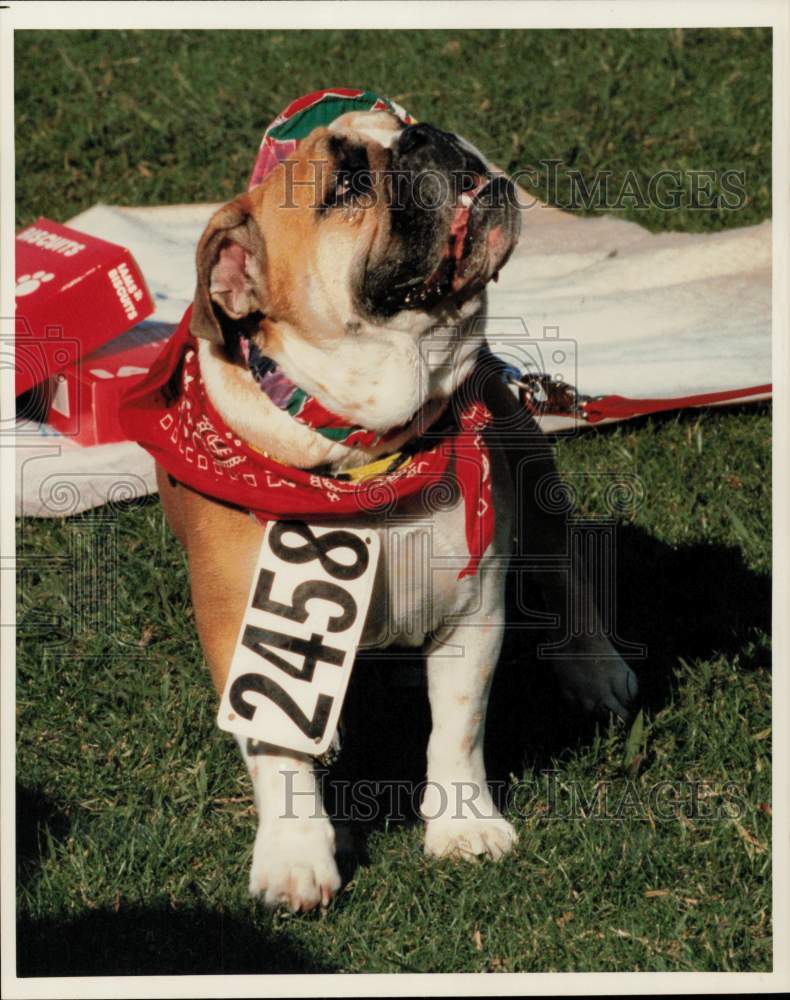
left=126, top=92, right=638, bottom=913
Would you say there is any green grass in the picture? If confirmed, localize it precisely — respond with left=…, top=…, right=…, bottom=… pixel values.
left=15, top=28, right=772, bottom=975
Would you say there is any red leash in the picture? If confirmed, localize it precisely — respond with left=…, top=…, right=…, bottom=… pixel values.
left=509, top=369, right=771, bottom=424
left=579, top=384, right=772, bottom=423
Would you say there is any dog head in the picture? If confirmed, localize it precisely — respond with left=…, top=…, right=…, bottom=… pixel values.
left=191, top=108, right=521, bottom=436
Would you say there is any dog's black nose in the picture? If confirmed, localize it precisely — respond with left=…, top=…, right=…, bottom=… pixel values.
left=397, top=123, right=440, bottom=155
left=397, top=123, right=487, bottom=179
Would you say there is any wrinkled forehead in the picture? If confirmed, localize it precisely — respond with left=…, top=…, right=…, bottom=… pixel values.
left=327, top=109, right=404, bottom=149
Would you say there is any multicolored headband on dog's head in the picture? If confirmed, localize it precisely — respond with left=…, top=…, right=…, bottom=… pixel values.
left=248, top=87, right=416, bottom=190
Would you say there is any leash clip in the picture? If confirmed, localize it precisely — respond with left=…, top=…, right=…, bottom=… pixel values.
left=503, top=366, right=594, bottom=419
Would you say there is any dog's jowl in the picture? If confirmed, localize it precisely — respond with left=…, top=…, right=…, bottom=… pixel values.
left=122, top=89, right=637, bottom=912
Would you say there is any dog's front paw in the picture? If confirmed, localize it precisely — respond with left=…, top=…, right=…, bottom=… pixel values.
left=249, top=821, right=341, bottom=912
left=424, top=815, right=518, bottom=862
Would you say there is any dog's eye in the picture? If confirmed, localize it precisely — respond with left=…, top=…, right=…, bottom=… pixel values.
left=321, top=140, right=373, bottom=211
left=333, top=171, right=357, bottom=201
left=329, top=162, right=372, bottom=205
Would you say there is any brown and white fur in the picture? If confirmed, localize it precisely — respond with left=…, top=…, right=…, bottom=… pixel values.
left=157, top=109, right=636, bottom=912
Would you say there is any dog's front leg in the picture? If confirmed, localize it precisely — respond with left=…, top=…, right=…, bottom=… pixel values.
left=421, top=612, right=518, bottom=861
left=237, top=737, right=341, bottom=912
left=163, top=471, right=342, bottom=911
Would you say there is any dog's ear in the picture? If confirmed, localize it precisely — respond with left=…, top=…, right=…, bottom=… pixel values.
left=191, top=195, right=266, bottom=344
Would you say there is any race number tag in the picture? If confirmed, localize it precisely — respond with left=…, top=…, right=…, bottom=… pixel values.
left=217, top=520, right=380, bottom=757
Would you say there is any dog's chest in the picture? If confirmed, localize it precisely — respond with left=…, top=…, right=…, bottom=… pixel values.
left=362, top=499, right=464, bottom=648
left=358, top=459, right=513, bottom=649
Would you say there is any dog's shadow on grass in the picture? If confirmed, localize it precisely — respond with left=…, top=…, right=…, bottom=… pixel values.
left=487, top=522, right=770, bottom=779
left=16, top=786, right=71, bottom=886
left=330, top=520, right=770, bottom=882
left=15, top=782, right=378, bottom=977
left=16, top=903, right=334, bottom=977
left=15, top=791, right=335, bottom=976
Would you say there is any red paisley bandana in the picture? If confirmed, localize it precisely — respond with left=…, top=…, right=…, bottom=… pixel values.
left=120, top=307, right=495, bottom=578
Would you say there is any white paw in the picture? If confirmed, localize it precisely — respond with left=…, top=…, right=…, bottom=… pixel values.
left=16, top=270, right=55, bottom=297
left=424, top=815, right=518, bottom=861
left=249, top=820, right=341, bottom=912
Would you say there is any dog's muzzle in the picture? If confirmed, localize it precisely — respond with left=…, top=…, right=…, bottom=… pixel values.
left=360, top=122, right=521, bottom=316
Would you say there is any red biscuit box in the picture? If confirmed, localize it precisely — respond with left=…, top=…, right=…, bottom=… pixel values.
left=47, top=321, right=173, bottom=446
left=15, top=217, right=154, bottom=395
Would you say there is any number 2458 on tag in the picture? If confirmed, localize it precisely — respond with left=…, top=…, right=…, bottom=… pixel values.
left=218, top=521, right=380, bottom=757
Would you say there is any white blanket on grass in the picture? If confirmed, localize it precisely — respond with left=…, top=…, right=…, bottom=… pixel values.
left=15, top=200, right=772, bottom=518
